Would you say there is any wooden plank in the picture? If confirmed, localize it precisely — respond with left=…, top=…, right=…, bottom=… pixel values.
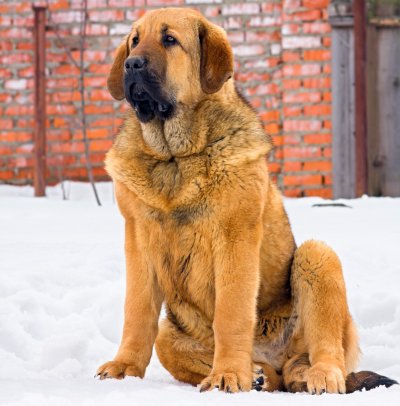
left=366, top=25, right=381, bottom=195
left=353, top=0, right=368, bottom=196
left=376, top=27, right=400, bottom=196
left=332, top=27, right=356, bottom=198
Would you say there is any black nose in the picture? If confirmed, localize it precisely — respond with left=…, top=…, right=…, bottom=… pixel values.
left=125, top=56, right=148, bottom=71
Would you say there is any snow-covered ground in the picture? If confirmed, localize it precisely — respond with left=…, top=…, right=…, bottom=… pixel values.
left=0, top=182, right=399, bottom=405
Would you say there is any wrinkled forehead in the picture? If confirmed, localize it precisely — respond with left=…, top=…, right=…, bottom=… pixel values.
left=132, top=8, right=201, bottom=47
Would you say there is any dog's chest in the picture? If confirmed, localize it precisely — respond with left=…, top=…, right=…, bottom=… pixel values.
left=140, top=207, right=216, bottom=317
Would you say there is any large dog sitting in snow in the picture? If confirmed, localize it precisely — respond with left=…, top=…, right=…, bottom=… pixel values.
left=96, top=8, right=396, bottom=394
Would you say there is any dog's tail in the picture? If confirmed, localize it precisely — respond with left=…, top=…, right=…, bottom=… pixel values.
left=345, top=371, right=398, bottom=393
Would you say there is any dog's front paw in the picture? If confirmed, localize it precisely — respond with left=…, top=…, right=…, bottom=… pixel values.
left=200, top=371, right=252, bottom=393
left=96, top=360, right=144, bottom=380
left=307, top=362, right=346, bottom=394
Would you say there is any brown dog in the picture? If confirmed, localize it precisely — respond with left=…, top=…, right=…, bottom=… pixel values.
left=96, top=8, right=397, bottom=394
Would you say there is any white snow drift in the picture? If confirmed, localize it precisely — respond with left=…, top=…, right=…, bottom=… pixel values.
left=0, top=182, right=399, bottom=405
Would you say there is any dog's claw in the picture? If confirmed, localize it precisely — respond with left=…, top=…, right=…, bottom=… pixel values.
left=200, top=382, right=211, bottom=392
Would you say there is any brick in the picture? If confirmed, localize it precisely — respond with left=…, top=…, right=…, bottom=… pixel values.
left=89, top=140, right=113, bottom=152
left=1, top=131, right=32, bottom=142
left=222, top=4, right=260, bottom=15
left=90, top=89, right=112, bottom=102
left=283, top=120, right=322, bottom=132
left=84, top=104, right=114, bottom=114
left=16, top=42, right=33, bottom=51
left=283, top=106, right=302, bottom=117
left=15, top=143, right=34, bottom=154
left=0, top=41, right=13, bottom=51
left=283, top=146, right=322, bottom=159
left=284, top=9, right=321, bottom=22
left=4, top=106, right=34, bottom=116
left=186, top=0, right=222, bottom=3
left=47, top=78, right=79, bottom=89
left=0, top=68, right=13, bottom=78
left=282, top=51, right=301, bottom=62
left=236, top=72, right=271, bottom=83
left=89, top=118, right=116, bottom=127
left=223, top=17, right=243, bottom=30
left=49, top=0, right=70, bottom=10
left=233, top=44, right=265, bottom=57
left=47, top=105, right=77, bottom=115
left=51, top=11, right=83, bottom=24
left=304, top=104, right=331, bottom=116
left=282, top=79, right=301, bottom=90
left=284, top=174, right=322, bottom=186
left=303, top=22, right=331, bottom=34
left=227, top=32, right=245, bottom=44
left=87, top=128, right=111, bottom=139
left=259, top=110, right=280, bottom=122
left=282, top=36, right=321, bottom=49
left=283, top=63, right=321, bottom=76
left=246, top=31, right=281, bottom=42
left=0, top=146, right=14, bottom=155
left=284, top=189, right=303, bottom=197
left=247, top=83, right=279, bottom=96
left=264, top=123, right=280, bottom=135
left=204, top=6, right=222, bottom=18
left=0, top=53, right=32, bottom=64
left=303, top=49, right=331, bottom=61
left=17, top=119, right=34, bottom=129
left=283, top=92, right=321, bottom=104
left=72, top=24, right=108, bottom=36
left=0, top=119, right=13, bottom=130
left=323, top=120, right=332, bottom=129
left=53, top=65, right=80, bottom=76
left=304, top=188, right=332, bottom=198
left=248, top=16, right=282, bottom=28
left=323, top=147, right=332, bottom=157
left=284, top=161, right=302, bottom=172
left=283, top=134, right=301, bottom=144
left=0, top=170, right=14, bottom=180
left=147, top=0, right=183, bottom=5
left=323, top=37, right=331, bottom=47
left=303, top=161, right=332, bottom=171
left=303, top=0, right=329, bottom=9
left=89, top=10, right=125, bottom=22
left=323, top=92, right=332, bottom=102
left=282, top=24, right=300, bottom=35
left=109, top=0, right=144, bottom=6
left=126, top=9, right=147, bottom=21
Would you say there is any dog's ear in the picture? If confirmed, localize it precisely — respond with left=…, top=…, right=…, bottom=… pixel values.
left=107, top=36, right=130, bottom=100
left=199, top=21, right=234, bottom=94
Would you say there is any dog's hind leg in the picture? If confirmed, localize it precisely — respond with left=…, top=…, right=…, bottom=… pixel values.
left=282, top=353, right=310, bottom=393
left=290, top=240, right=351, bottom=394
left=155, top=318, right=213, bottom=386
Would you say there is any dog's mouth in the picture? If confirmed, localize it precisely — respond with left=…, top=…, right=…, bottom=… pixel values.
left=124, top=79, right=174, bottom=123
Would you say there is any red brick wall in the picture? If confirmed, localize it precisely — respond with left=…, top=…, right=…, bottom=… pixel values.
left=0, top=0, right=332, bottom=197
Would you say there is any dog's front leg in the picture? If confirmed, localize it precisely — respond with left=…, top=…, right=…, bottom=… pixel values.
left=200, top=217, right=262, bottom=393
left=97, top=218, right=164, bottom=380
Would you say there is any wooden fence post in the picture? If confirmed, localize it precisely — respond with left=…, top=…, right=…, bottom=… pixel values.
left=33, top=5, right=47, bottom=197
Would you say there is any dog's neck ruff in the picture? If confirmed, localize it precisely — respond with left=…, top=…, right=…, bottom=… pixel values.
left=140, top=105, right=209, bottom=159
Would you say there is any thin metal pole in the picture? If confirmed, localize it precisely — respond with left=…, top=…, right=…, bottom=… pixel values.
left=33, top=5, right=47, bottom=197
left=353, top=0, right=368, bottom=196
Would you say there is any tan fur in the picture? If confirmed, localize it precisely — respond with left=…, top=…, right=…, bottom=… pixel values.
left=97, top=8, right=361, bottom=394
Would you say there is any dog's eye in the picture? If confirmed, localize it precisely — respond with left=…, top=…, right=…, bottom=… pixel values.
left=132, top=36, right=139, bottom=48
left=163, top=35, right=177, bottom=47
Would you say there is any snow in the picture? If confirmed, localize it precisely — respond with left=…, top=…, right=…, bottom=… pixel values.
left=0, top=182, right=399, bottom=405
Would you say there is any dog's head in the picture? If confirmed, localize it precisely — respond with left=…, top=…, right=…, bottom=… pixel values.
left=107, top=8, right=234, bottom=123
